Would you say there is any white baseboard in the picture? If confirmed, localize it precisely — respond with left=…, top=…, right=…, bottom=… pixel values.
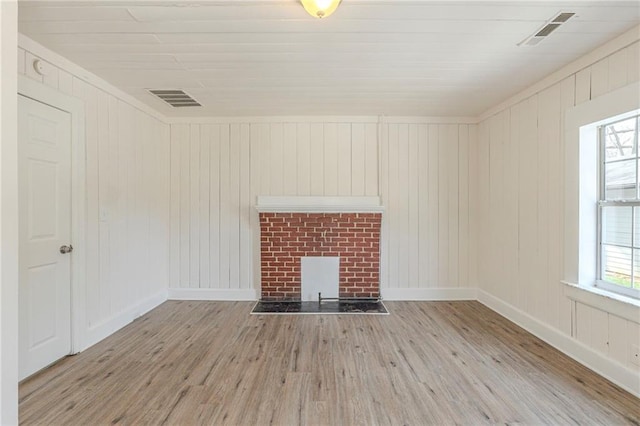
left=80, top=290, right=168, bottom=352
left=381, top=287, right=477, bottom=301
left=168, top=287, right=259, bottom=301
left=477, top=289, right=640, bottom=398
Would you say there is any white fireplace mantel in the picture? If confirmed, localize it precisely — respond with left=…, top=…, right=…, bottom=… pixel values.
left=256, top=196, right=384, bottom=213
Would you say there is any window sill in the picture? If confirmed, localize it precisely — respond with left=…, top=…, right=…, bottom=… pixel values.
left=561, top=281, right=640, bottom=323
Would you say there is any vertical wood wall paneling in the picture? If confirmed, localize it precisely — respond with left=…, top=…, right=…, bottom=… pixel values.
left=575, top=68, right=591, bottom=105
left=407, top=124, right=419, bottom=289
left=543, top=82, right=562, bottom=330
left=199, top=125, right=211, bottom=288
left=169, top=126, right=181, bottom=288
left=458, top=125, right=470, bottom=288
left=447, top=124, right=459, bottom=288
left=167, top=118, right=482, bottom=298
left=387, top=124, right=400, bottom=287
left=487, top=113, right=502, bottom=298
left=379, top=122, right=390, bottom=289
left=324, top=123, right=339, bottom=195
left=524, top=96, right=541, bottom=315
left=418, top=124, right=429, bottom=287
left=283, top=123, right=297, bottom=196
left=477, top=120, right=490, bottom=292
left=608, top=48, right=628, bottom=91
left=437, top=125, right=450, bottom=286
left=239, top=124, right=252, bottom=289
left=502, top=108, right=517, bottom=306
left=229, top=124, right=241, bottom=289
left=249, top=124, right=261, bottom=290
left=590, top=58, right=609, bottom=99
left=627, top=321, right=640, bottom=371
left=364, top=123, right=378, bottom=197
left=397, top=124, right=409, bottom=288
left=477, top=41, right=640, bottom=373
left=558, top=75, right=577, bottom=335
left=189, top=125, right=201, bottom=288
left=219, top=125, right=231, bottom=289
left=177, top=124, right=190, bottom=287
left=210, top=125, right=222, bottom=289
left=535, top=90, right=550, bottom=322
left=73, top=79, right=99, bottom=326
left=337, top=123, right=352, bottom=196
left=117, top=101, right=133, bottom=309
left=309, top=123, right=324, bottom=195
left=351, top=124, right=366, bottom=196
left=296, top=123, right=311, bottom=195
left=270, top=123, right=284, bottom=195
left=170, top=120, right=393, bottom=292
left=105, top=95, right=119, bottom=316
left=133, top=103, right=145, bottom=300
left=257, top=123, right=271, bottom=196
left=608, top=315, right=629, bottom=365
left=155, top=122, right=171, bottom=294
left=427, top=125, right=440, bottom=287
left=468, top=125, right=479, bottom=287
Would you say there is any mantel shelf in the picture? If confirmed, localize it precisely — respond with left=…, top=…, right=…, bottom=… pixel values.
left=256, top=196, right=384, bottom=213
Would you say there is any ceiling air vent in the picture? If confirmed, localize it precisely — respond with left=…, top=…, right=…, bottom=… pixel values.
left=148, top=89, right=201, bottom=107
left=518, top=12, right=575, bottom=46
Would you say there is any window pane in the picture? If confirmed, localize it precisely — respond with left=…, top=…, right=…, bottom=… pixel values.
left=635, top=207, right=640, bottom=249
left=604, top=159, right=636, bottom=200
left=604, top=117, right=637, bottom=162
left=635, top=250, right=640, bottom=290
left=602, top=206, right=632, bottom=246
left=602, top=244, right=632, bottom=287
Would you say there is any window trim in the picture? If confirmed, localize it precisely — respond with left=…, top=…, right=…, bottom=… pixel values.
left=564, top=80, right=640, bottom=305
left=596, top=114, right=640, bottom=298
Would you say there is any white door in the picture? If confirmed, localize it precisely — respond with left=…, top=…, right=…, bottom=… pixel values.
left=18, top=95, right=72, bottom=381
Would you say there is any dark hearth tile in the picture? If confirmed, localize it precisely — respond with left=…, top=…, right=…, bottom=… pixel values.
left=251, top=299, right=388, bottom=315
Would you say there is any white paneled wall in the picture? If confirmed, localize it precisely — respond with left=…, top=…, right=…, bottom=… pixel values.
left=168, top=120, right=476, bottom=297
left=476, top=40, right=640, bottom=374
left=380, top=123, right=475, bottom=294
left=18, top=46, right=171, bottom=349
left=169, top=122, right=379, bottom=295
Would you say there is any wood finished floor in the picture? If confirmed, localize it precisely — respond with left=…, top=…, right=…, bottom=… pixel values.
left=19, top=301, right=640, bottom=425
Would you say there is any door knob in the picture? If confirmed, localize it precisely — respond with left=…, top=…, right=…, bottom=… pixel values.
left=59, top=245, right=73, bottom=254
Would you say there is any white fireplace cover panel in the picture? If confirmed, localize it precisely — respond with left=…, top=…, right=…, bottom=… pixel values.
left=301, top=256, right=339, bottom=302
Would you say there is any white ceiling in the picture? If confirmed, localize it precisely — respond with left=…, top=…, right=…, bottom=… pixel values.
left=17, top=0, right=640, bottom=118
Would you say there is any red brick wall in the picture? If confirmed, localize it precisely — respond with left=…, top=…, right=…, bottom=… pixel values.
left=259, top=212, right=382, bottom=300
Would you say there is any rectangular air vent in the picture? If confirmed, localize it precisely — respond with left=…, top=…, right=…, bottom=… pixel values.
left=518, top=11, right=575, bottom=46
left=148, top=89, right=201, bottom=107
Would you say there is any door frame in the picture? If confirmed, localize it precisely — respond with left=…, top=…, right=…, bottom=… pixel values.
left=18, top=75, right=86, bottom=354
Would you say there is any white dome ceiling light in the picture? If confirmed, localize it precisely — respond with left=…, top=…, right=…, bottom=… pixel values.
left=300, top=0, right=342, bottom=19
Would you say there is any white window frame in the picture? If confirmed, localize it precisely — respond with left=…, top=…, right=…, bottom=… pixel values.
left=564, top=81, right=640, bottom=310
left=596, top=114, right=640, bottom=299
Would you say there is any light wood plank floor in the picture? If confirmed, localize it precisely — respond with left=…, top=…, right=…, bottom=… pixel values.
left=20, top=301, right=640, bottom=425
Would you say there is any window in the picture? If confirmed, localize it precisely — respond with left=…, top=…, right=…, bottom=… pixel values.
left=598, top=114, right=640, bottom=298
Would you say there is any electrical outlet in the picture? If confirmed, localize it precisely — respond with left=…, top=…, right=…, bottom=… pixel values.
left=631, top=344, right=640, bottom=367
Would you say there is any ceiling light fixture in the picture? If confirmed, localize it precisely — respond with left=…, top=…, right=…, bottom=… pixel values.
left=301, top=0, right=341, bottom=18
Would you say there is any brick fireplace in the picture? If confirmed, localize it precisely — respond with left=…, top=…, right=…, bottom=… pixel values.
left=257, top=197, right=383, bottom=301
